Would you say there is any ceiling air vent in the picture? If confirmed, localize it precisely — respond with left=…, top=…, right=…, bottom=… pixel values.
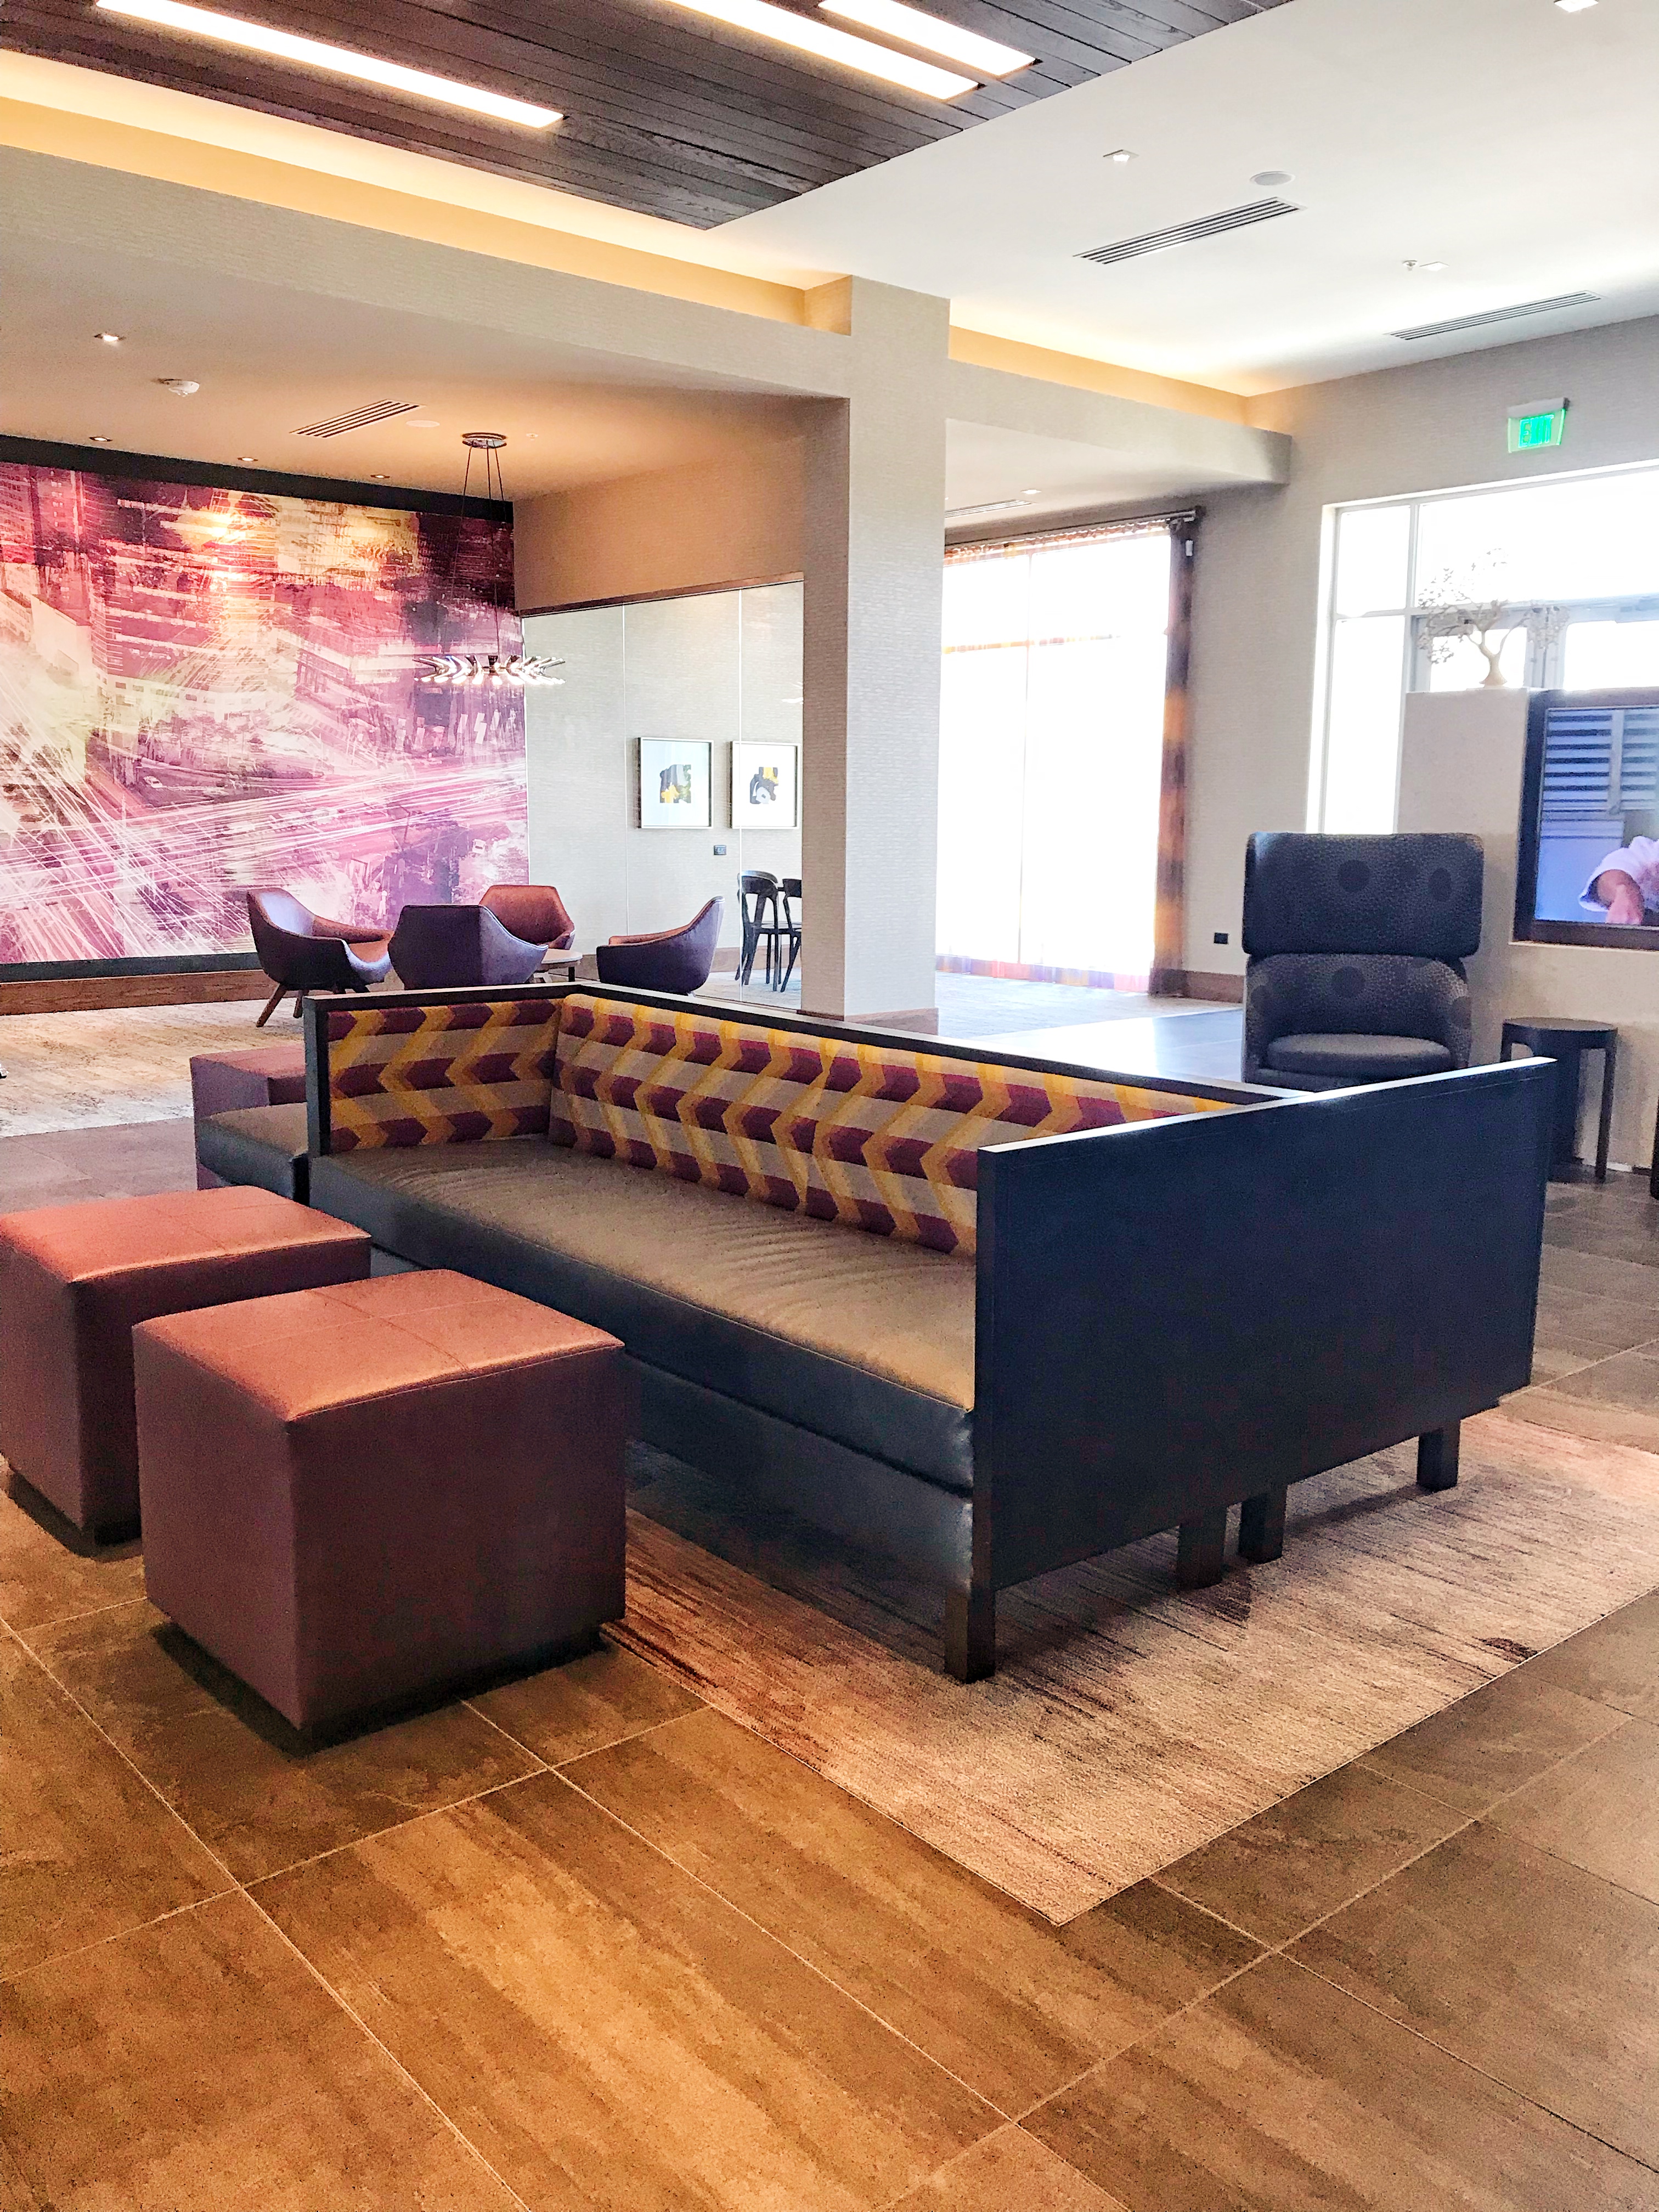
left=1392, top=293, right=1599, bottom=342
left=1077, top=198, right=1299, bottom=268
left=293, top=400, right=421, bottom=438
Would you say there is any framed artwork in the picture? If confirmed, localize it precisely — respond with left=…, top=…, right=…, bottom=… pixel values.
left=732, top=742, right=799, bottom=828
left=639, top=738, right=712, bottom=829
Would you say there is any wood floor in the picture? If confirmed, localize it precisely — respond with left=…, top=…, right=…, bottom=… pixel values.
left=3, top=1128, right=1659, bottom=2208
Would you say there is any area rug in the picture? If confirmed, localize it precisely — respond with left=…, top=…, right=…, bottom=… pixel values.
left=614, top=1408, right=1659, bottom=1922
left=0, top=1002, right=274, bottom=1138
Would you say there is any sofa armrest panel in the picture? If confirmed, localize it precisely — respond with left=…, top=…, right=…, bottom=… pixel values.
left=975, top=1060, right=1551, bottom=1591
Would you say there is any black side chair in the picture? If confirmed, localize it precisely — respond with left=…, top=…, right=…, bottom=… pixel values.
left=1242, top=832, right=1484, bottom=1090
left=779, top=876, right=802, bottom=990
left=738, top=871, right=786, bottom=986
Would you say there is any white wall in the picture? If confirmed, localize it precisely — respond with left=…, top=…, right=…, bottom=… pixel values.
left=1398, top=686, right=1651, bottom=1168
left=522, top=584, right=802, bottom=958
left=1186, top=312, right=1659, bottom=980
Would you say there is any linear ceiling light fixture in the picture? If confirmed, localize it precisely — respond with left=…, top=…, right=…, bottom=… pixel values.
left=819, top=0, right=1030, bottom=76
left=93, top=0, right=562, bottom=126
left=658, top=0, right=976, bottom=97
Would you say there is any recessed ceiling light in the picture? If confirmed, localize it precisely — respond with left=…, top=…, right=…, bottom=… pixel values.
left=369, top=473, right=391, bottom=481
left=658, top=0, right=976, bottom=96
left=88, top=434, right=112, bottom=444
left=1105, top=148, right=1135, bottom=163
left=818, top=0, right=1030, bottom=76
left=1555, top=0, right=1596, bottom=12
left=157, top=377, right=200, bottom=396
left=1250, top=168, right=1293, bottom=188
left=236, top=454, right=258, bottom=462
left=94, top=330, right=123, bottom=345
left=93, top=0, right=562, bottom=126
left=1020, top=487, right=1040, bottom=496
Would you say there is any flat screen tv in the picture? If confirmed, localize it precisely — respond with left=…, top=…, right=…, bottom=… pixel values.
left=1516, top=686, right=1659, bottom=948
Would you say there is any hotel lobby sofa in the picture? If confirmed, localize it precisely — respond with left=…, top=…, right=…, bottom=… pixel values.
left=207, top=983, right=1551, bottom=1680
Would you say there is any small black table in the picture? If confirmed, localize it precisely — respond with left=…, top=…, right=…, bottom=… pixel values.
left=1499, top=1018, right=1618, bottom=1182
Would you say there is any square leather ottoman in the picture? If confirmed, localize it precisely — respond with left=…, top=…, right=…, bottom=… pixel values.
left=0, top=1188, right=370, bottom=1538
left=190, top=1045, right=307, bottom=1189
left=134, top=1271, right=630, bottom=1735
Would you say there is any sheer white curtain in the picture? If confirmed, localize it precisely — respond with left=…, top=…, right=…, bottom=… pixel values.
left=936, top=524, right=1173, bottom=987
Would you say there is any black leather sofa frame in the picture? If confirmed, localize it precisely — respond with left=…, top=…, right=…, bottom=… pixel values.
left=290, top=984, right=1550, bottom=1681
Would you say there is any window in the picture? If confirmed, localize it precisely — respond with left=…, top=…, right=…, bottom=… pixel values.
left=936, top=521, right=1178, bottom=988
left=1314, top=461, right=1659, bottom=831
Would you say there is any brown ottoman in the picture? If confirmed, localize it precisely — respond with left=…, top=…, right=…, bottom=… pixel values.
left=190, top=1045, right=307, bottom=1189
left=134, top=1271, right=630, bottom=1735
left=0, top=1188, right=370, bottom=1538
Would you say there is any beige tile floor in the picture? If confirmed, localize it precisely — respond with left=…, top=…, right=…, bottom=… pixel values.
left=3, top=1135, right=1659, bottom=2208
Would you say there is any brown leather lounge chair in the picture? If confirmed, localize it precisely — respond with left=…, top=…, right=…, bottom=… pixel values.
left=482, top=883, right=576, bottom=974
left=594, top=898, right=723, bottom=995
left=246, top=889, right=392, bottom=1026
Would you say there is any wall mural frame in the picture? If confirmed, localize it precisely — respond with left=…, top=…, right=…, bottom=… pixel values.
left=0, top=435, right=521, bottom=979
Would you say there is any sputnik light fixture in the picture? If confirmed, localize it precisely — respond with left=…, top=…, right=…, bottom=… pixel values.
left=424, top=435, right=563, bottom=690
left=94, top=0, right=562, bottom=126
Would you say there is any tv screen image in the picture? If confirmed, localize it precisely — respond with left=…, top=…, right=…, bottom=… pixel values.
left=1516, top=688, right=1659, bottom=948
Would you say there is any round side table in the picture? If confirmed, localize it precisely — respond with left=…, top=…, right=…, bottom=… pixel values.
left=1499, top=1018, right=1618, bottom=1182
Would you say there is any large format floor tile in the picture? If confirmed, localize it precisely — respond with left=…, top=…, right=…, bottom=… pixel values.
left=29, top=1600, right=543, bottom=1882
left=1024, top=1952, right=1659, bottom=2212
left=563, top=1705, right=1259, bottom=2113
left=256, top=1769, right=999, bottom=2212
left=1520, top=1588, right=1659, bottom=1719
left=1356, top=1663, right=1624, bottom=1812
left=1153, top=1760, right=1464, bottom=1944
left=1486, top=1715, right=1659, bottom=1900
left=1292, top=1822, right=1659, bottom=2167
left=0, top=1473, right=144, bottom=1634
left=1, top=1631, right=226, bottom=1980
left=889, top=2124, right=1128, bottom=2211
left=471, top=1635, right=703, bottom=1763
left=0, top=1892, right=518, bottom=2210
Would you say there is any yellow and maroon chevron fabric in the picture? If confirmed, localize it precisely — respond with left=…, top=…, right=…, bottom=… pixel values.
left=326, top=998, right=562, bottom=1150
left=549, top=994, right=1235, bottom=1255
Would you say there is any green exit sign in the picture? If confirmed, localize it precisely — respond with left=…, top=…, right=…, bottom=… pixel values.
left=1508, top=399, right=1568, bottom=452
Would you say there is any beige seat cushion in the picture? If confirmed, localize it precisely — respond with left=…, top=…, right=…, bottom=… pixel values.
left=310, top=1139, right=978, bottom=1490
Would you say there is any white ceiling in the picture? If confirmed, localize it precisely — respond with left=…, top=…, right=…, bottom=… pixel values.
left=720, top=0, right=1659, bottom=396
left=0, top=229, right=810, bottom=496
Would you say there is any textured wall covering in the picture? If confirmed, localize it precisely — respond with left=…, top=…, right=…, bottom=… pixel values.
left=548, top=992, right=1232, bottom=1254
left=0, top=454, right=522, bottom=968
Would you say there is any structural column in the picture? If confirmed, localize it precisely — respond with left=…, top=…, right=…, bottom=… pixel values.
left=800, top=279, right=949, bottom=1028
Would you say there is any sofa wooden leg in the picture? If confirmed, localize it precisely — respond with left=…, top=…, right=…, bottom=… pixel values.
left=1239, top=1486, right=1286, bottom=1564
left=945, top=1586, right=996, bottom=1683
left=1176, top=1507, right=1229, bottom=1588
left=255, top=984, right=286, bottom=1028
left=1418, top=1424, right=1460, bottom=1492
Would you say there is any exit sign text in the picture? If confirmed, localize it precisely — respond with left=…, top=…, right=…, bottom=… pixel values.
left=1508, top=400, right=1568, bottom=453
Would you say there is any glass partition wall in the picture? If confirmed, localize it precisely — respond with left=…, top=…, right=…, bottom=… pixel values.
left=1317, top=460, right=1659, bottom=831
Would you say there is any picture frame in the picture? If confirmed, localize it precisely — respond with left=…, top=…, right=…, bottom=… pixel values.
left=732, top=741, right=799, bottom=828
left=638, top=737, right=712, bottom=830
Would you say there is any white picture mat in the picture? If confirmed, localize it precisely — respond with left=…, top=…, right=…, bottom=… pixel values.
left=732, top=742, right=798, bottom=827
left=639, top=738, right=712, bottom=829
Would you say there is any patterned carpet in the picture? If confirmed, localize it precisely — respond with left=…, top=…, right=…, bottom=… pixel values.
left=617, top=1407, right=1659, bottom=1922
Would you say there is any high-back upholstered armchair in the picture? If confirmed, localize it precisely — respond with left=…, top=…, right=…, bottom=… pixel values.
left=246, top=890, right=392, bottom=1026
left=1242, top=832, right=1484, bottom=1090
left=387, top=903, right=550, bottom=989
left=594, top=898, right=723, bottom=995
left=480, top=883, right=574, bottom=952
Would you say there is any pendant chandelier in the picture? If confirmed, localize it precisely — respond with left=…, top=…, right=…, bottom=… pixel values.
left=424, top=433, right=563, bottom=687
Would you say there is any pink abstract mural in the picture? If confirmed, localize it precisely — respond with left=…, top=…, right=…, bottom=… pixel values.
left=0, top=460, right=526, bottom=966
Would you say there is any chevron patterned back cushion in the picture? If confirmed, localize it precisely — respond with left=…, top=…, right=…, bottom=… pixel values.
left=326, top=998, right=562, bottom=1150
left=549, top=994, right=1234, bottom=1255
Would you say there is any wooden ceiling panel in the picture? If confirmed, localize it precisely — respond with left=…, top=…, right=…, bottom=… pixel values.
left=4, top=0, right=1290, bottom=226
